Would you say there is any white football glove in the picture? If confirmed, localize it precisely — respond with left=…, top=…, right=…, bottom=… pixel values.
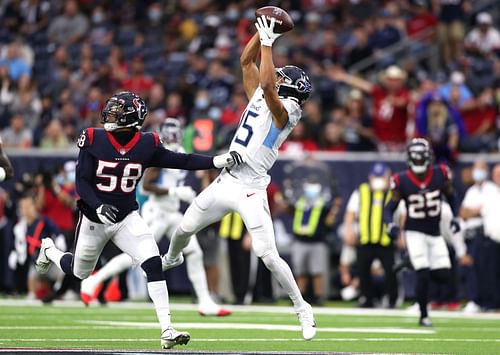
left=255, top=15, right=281, bottom=47
left=169, top=186, right=196, bottom=203
left=213, top=151, right=245, bottom=169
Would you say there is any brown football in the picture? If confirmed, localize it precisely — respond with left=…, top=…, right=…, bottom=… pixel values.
left=255, top=6, right=294, bottom=34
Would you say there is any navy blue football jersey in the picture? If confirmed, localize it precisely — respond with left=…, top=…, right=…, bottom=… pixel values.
left=75, top=128, right=214, bottom=223
left=391, top=164, right=451, bottom=236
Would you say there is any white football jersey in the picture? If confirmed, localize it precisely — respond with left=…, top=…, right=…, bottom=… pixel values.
left=147, top=146, right=188, bottom=211
left=228, top=87, right=302, bottom=188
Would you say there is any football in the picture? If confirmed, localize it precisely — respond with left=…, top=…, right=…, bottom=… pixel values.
left=255, top=6, right=294, bottom=33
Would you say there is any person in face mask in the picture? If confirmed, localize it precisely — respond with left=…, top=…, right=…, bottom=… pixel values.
left=289, top=178, right=340, bottom=305
left=462, top=160, right=498, bottom=312
left=344, top=162, right=397, bottom=308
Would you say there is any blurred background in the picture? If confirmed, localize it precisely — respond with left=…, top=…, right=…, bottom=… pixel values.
left=0, top=0, right=499, bottom=313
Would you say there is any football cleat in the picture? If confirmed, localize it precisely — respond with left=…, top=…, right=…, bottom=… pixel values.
left=198, top=302, right=232, bottom=317
left=161, top=253, right=184, bottom=271
left=35, top=238, right=54, bottom=274
left=80, top=274, right=103, bottom=306
left=419, top=317, right=433, bottom=327
left=296, top=303, right=317, bottom=340
left=160, top=327, right=190, bottom=349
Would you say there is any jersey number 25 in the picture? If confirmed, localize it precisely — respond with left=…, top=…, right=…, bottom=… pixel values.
left=407, top=190, right=440, bottom=219
left=96, top=160, right=142, bottom=193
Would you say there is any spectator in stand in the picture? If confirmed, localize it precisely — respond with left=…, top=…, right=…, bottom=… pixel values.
left=47, top=0, right=89, bottom=45
left=344, top=26, right=374, bottom=72
left=320, top=121, right=347, bottom=152
left=434, top=0, right=470, bottom=66
left=121, top=56, right=154, bottom=99
left=204, top=60, right=234, bottom=108
left=80, top=87, right=104, bottom=130
left=464, top=12, right=500, bottom=58
left=280, top=121, right=319, bottom=154
left=415, top=93, right=464, bottom=164
left=369, top=9, right=403, bottom=66
left=0, top=41, right=32, bottom=81
left=220, top=86, right=246, bottom=128
left=342, top=89, right=376, bottom=151
left=460, top=87, right=497, bottom=152
left=2, top=74, right=41, bottom=129
left=330, top=65, right=410, bottom=151
left=438, top=71, right=475, bottom=111
left=165, top=92, right=187, bottom=125
left=88, top=6, right=113, bottom=47
left=19, top=0, right=51, bottom=38
left=39, top=119, right=69, bottom=149
left=0, top=65, right=15, bottom=127
left=407, top=0, right=438, bottom=42
left=1, top=113, right=32, bottom=148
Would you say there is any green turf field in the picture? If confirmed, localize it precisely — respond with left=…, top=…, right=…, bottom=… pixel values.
left=0, top=300, right=499, bottom=354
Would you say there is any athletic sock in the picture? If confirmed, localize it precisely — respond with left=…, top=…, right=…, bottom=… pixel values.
left=416, top=268, right=430, bottom=318
left=45, top=245, right=71, bottom=273
left=147, top=280, right=171, bottom=332
left=185, top=251, right=212, bottom=305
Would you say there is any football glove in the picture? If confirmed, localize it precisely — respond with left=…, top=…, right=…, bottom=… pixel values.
left=169, top=186, right=196, bottom=203
left=96, top=204, right=119, bottom=225
left=213, top=151, right=244, bottom=169
left=387, top=223, right=400, bottom=240
left=450, top=217, right=461, bottom=234
left=255, top=15, right=281, bottom=47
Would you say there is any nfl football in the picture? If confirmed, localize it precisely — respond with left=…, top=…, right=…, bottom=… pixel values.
left=255, top=6, right=294, bottom=33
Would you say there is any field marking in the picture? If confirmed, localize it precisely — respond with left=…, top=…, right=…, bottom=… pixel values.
left=0, top=338, right=499, bottom=343
left=1, top=299, right=499, bottom=321
left=82, top=320, right=435, bottom=334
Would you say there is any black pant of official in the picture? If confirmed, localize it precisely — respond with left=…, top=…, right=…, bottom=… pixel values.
left=357, top=245, right=398, bottom=307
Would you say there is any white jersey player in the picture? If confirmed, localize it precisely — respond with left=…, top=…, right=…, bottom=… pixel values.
left=80, top=118, right=231, bottom=316
left=162, top=16, right=316, bottom=340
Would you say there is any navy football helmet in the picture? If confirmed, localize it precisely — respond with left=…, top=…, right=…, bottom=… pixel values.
left=276, top=65, right=312, bottom=105
left=407, top=138, right=432, bottom=174
left=159, top=117, right=183, bottom=150
left=101, top=91, right=147, bottom=131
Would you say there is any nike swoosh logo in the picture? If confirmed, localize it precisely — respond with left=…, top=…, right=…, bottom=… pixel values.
left=246, top=193, right=256, bottom=197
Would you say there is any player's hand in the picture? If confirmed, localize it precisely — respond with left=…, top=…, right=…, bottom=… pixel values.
left=255, top=15, right=281, bottom=47
left=450, top=217, right=461, bottom=234
left=387, top=223, right=400, bottom=240
left=169, top=186, right=196, bottom=203
left=213, top=151, right=244, bottom=169
left=96, top=204, right=119, bottom=225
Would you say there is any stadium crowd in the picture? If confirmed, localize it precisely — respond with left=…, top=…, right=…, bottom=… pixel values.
left=0, top=0, right=499, bottom=312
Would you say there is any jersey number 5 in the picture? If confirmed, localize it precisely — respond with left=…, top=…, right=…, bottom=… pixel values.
left=234, top=110, right=258, bottom=147
left=407, top=190, right=440, bottom=219
left=96, top=160, right=142, bottom=193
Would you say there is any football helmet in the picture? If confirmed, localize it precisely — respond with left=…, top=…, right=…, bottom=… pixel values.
left=407, top=138, right=432, bottom=174
left=276, top=65, right=312, bottom=105
left=101, top=91, right=147, bottom=131
left=159, top=117, right=182, bottom=150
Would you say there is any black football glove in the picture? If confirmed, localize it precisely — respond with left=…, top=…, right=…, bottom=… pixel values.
left=450, top=217, right=461, bottom=234
left=213, top=151, right=244, bottom=168
left=387, top=223, right=400, bottom=240
left=96, top=204, right=119, bottom=225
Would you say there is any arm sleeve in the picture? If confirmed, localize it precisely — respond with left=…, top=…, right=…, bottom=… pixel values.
left=150, top=145, right=215, bottom=170
left=75, top=148, right=102, bottom=210
left=383, top=175, right=401, bottom=225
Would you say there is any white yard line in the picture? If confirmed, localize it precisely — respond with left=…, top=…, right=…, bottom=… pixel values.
left=1, top=299, right=499, bottom=320
left=82, top=320, right=435, bottom=334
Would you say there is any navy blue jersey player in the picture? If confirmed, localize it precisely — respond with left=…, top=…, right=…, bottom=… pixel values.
left=383, top=138, right=460, bottom=327
left=34, top=91, right=243, bottom=349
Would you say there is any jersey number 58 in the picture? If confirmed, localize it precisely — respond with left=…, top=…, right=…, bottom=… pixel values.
left=96, top=160, right=142, bottom=193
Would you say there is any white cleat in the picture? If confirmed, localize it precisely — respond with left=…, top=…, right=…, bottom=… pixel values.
left=161, top=253, right=184, bottom=271
left=198, top=301, right=232, bottom=317
left=160, top=326, right=190, bottom=349
left=463, top=301, right=480, bottom=314
left=35, top=238, right=54, bottom=274
left=80, top=275, right=100, bottom=306
left=419, top=317, right=433, bottom=327
left=296, top=303, right=316, bottom=340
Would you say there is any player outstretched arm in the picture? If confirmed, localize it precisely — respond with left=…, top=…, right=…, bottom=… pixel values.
left=240, top=33, right=261, bottom=100
left=255, top=16, right=289, bottom=129
left=0, top=140, right=14, bottom=181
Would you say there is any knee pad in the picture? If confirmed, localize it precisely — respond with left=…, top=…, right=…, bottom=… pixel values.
left=141, top=256, right=164, bottom=282
left=431, top=268, right=450, bottom=283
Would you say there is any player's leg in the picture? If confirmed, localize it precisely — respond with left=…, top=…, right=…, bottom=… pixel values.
left=428, top=235, right=452, bottom=306
left=37, top=214, right=108, bottom=280
left=111, top=211, right=189, bottom=349
left=164, top=179, right=230, bottom=267
left=237, top=190, right=316, bottom=340
left=405, top=231, right=432, bottom=326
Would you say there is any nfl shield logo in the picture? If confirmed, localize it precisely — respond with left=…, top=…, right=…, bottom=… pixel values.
left=120, top=148, right=126, bottom=155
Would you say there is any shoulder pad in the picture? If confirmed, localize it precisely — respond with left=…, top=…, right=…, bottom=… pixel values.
left=76, top=128, right=94, bottom=149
